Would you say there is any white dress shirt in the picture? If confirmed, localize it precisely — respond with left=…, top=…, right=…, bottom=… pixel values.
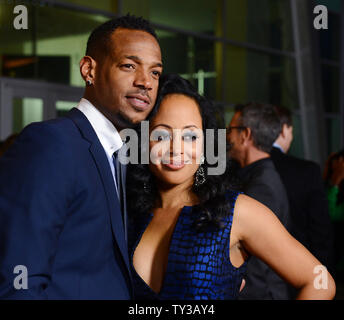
left=76, top=98, right=123, bottom=191
left=273, top=142, right=285, bottom=154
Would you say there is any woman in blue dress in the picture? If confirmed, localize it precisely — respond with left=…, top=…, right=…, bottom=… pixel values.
left=127, top=74, right=335, bottom=300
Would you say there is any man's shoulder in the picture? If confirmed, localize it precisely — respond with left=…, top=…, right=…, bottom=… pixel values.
left=20, top=115, right=80, bottom=145
left=5, top=115, right=85, bottom=164
left=245, top=160, right=284, bottom=191
left=271, top=148, right=320, bottom=174
left=280, top=152, right=321, bottom=173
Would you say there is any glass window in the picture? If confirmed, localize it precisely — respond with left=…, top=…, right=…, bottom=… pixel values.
left=63, top=0, right=118, bottom=12
left=326, top=118, right=341, bottom=155
left=288, top=114, right=304, bottom=159
left=0, top=2, right=35, bottom=76
left=318, top=12, right=341, bottom=61
left=56, top=100, right=78, bottom=118
left=0, top=2, right=109, bottom=86
left=158, top=30, right=220, bottom=100
left=223, top=45, right=298, bottom=109
left=123, top=0, right=218, bottom=35
left=35, top=6, right=108, bottom=87
left=223, top=107, right=235, bottom=128
left=321, top=64, right=340, bottom=113
left=12, top=97, right=43, bottom=133
left=224, top=0, right=293, bottom=51
left=316, top=0, right=342, bottom=13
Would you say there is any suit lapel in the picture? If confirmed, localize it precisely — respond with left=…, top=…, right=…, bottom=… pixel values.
left=66, top=108, right=130, bottom=271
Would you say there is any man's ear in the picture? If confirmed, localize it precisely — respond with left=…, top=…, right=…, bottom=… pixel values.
left=281, top=124, right=288, bottom=139
left=80, top=56, right=96, bottom=84
left=241, top=127, right=252, bottom=145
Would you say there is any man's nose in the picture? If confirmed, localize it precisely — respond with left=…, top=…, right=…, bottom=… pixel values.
left=133, top=69, right=152, bottom=90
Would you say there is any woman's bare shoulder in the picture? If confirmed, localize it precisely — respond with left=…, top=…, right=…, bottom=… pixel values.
left=232, top=193, right=281, bottom=240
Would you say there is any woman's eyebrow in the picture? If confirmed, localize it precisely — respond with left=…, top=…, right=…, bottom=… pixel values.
left=151, top=124, right=200, bottom=130
left=151, top=124, right=172, bottom=130
left=183, top=125, right=199, bottom=129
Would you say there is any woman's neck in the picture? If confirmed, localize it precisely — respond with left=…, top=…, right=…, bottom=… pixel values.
left=156, top=181, right=198, bottom=209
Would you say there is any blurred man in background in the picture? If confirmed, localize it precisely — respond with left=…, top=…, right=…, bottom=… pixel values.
left=227, top=102, right=291, bottom=300
left=270, top=105, right=334, bottom=297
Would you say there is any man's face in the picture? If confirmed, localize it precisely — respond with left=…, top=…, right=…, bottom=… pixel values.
left=226, top=112, right=245, bottom=163
left=93, top=28, right=162, bottom=130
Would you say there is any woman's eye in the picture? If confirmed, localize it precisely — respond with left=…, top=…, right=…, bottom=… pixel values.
left=151, top=131, right=171, bottom=142
left=183, top=133, right=198, bottom=141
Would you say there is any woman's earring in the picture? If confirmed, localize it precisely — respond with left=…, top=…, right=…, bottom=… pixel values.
left=86, top=79, right=93, bottom=86
left=194, top=165, right=206, bottom=186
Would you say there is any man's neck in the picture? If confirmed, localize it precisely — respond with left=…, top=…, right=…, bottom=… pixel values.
left=242, top=148, right=270, bottom=167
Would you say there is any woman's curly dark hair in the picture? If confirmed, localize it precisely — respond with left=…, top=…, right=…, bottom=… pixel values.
left=126, top=74, right=239, bottom=231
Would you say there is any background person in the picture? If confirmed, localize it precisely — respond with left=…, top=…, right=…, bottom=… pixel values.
left=270, top=105, right=334, bottom=287
left=227, top=102, right=291, bottom=300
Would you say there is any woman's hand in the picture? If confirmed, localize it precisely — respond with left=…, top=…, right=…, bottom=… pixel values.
left=233, top=194, right=336, bottom=300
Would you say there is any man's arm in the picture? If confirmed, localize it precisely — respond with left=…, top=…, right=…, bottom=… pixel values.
left=0, top=123, right=73, bottom=299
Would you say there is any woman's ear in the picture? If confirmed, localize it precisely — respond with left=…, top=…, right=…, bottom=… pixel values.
left=80, top=56, right=96, bottom=85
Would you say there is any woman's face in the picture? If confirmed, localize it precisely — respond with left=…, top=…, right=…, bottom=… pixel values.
left=149, top=93, right=204, bottom=187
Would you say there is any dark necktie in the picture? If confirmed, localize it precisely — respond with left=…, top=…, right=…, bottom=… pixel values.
left=113, top=149, right=123, bottom=208
left=113, top=147, right=127, bottom=243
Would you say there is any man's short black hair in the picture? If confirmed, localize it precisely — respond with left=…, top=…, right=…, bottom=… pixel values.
left=235, top=102, right=282, bottom=153
left=86, top=14, right=158, bottom=60
left=274, top=105, right=293, bottom=127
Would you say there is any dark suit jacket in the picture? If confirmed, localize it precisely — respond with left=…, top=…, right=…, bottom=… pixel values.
left=0, top=108, right=132, bottom=299
left=237, top=158, right=291, bottom=300
left=270, top=147, right=334, bottom=271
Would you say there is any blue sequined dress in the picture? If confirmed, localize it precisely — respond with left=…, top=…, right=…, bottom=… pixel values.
left=128, top=190, right=247, bottom=300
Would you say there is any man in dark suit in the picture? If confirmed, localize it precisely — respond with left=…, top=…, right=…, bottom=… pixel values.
left=0, top=15, right=163, bottom=299
left=227, top=103, right=291, bottom=299
left=270, top=106, right=334, bottom=279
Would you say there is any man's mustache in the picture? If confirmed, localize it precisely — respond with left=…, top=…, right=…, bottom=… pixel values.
left=126, top=90, right=151, bottom=104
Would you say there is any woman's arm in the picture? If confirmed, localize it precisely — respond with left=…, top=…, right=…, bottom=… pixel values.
left=233, top=194, right=336, bottom=300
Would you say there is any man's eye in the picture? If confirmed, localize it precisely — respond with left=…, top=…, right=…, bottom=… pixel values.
left=152, top=70, right=161, bottom=78
left=122, top=64, right=135, bottom=69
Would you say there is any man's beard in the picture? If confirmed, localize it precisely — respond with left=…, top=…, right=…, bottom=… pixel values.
left=114, top=111, right=138, bottom=131
left=226, top=141, right=238, bottom=161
